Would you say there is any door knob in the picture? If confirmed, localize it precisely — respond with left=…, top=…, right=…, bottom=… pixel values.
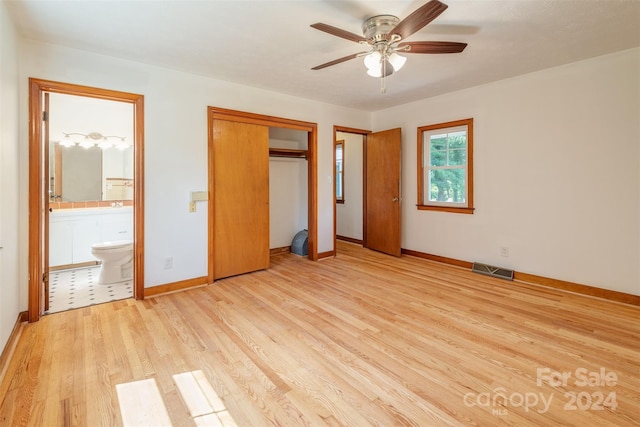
left=392, top=197, right=399, bottom=202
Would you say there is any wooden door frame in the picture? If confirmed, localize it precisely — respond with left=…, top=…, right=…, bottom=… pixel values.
left=28, top=78, right=145, bottom=322
left=333, top=126, right=371, bottom=256
left=207, top=107, right=318, bottom=283
left=43, top=93, right=50, bottom=313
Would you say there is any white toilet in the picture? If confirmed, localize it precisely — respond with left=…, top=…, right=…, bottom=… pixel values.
left=91, top=240, right=133, bottom=284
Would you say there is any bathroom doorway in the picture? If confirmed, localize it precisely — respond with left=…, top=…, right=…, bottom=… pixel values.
left=28, top=79, right=145, bottom=322
left=46, top=94, right=134, bottom=313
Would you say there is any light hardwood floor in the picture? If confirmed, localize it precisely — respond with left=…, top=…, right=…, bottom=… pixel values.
left=1, top=241, right=638, bottom=426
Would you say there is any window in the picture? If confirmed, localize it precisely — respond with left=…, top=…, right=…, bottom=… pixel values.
left=335, top=140, right=344, bottom=203
left=417, top=118, right=474, bottom=214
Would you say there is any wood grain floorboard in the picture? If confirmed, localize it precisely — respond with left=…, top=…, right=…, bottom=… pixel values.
left=1, top=241, right=638, bottom=426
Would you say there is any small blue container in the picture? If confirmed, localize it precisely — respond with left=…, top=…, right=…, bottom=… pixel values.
left=291, top=229, right=308, bottom=256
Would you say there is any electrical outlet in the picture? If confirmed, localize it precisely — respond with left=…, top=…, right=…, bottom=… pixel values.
left=163, top=257, right=173, bottom=269
left=500, top=247, right=509, bottom=258
left=189, top=201, right=196, bottom=213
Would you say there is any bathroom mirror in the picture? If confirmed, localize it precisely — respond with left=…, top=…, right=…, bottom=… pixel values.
left=49, top=143, right=133, bottom=202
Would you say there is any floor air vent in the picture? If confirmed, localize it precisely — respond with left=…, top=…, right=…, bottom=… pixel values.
left=472, top=262, right=514, bottom=281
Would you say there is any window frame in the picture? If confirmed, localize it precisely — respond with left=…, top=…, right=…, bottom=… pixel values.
left=335, top=139, right=344, bottom=204
left=417, top=118, right=474, bottom=214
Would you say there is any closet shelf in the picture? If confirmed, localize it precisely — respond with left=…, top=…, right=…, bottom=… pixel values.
left=269, top=148, right=308, bottom=159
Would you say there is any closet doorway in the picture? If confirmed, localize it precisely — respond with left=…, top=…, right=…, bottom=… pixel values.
left=28, top=79, right=145, bottom=322
left=207, top=107, right=318, bottom=281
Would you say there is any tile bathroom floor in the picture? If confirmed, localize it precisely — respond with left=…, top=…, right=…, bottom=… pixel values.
left=47, top=266, right=133, bottom=314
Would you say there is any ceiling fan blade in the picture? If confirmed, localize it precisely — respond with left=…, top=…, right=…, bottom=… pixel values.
left=311, top=52, right=367, bottom=70
left=391, top=0, right=449, bottom=40
left=310, top=23, right=366, bottom=43
left=399, top=41, right=467, bottom=54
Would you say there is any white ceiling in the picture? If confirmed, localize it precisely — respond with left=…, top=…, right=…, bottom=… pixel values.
left=7, top=0, right=640, bottom=111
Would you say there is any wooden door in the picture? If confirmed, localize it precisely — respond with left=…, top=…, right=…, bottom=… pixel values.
left=365, top=128, right=402, bottom=256
left=213, top=119, right=270, bottom=279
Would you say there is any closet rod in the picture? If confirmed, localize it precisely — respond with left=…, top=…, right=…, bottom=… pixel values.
left=269, top=148, right=308, bottom=159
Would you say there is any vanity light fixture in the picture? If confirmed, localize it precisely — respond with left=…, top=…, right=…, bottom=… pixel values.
left=97, top=138, right=113, bottom=149
left=115, top=141, right=130, bottom=151
left=61, top=132, right=129, bottom=150
left=60, top=134, right=75, bottom=147
left=79, top=136, right=95, bottom=149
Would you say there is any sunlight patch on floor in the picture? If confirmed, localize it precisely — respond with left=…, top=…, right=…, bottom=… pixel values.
left=116, top=378, right=172, bottom=426
left=116, top=371, right=237, bottom=426
left=174, top=370, right=237, bottom=426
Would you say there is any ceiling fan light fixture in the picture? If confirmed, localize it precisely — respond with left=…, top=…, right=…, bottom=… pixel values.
left=364, top=51, right=382, bottom=71
left=368, top=63, right=393, bottom=77
left=310, top=0, right=465, bottom=93
left=365, top=51, right=396, bottom=78
left=367, top=67, right=382, bottom=78
left=388, top=52, right=407, bottom=71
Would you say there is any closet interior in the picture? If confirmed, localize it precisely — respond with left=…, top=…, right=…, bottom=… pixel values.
left=268, top=127, right=309, bottom=254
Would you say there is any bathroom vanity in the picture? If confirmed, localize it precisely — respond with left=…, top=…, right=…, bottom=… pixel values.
left=49, top=207, right=133, bottom=268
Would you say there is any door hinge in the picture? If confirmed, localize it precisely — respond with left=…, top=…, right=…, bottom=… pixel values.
left=43, top=111, right=48, bottom=122
left=42, top=272, right=48, bottom=282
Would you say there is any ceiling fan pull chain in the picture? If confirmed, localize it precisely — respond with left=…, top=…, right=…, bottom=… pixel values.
left=381, top=61, right=387, bottom=93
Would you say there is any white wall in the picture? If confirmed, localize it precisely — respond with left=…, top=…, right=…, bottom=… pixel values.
left=18, top=40, right=371, bottom=289
left=372, top=48, right=640, bottom=296
left=0, top=0, right=21, bottom=352
left=269, top=156, right=308, bottom=248
left=336, top=131, right=364, bottom=240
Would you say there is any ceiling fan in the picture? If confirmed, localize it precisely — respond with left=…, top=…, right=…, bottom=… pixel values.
left=310, top=0, right=467, bottom=92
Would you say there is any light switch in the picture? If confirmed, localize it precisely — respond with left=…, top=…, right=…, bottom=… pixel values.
left=189, top=191, right=208, bottom=213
